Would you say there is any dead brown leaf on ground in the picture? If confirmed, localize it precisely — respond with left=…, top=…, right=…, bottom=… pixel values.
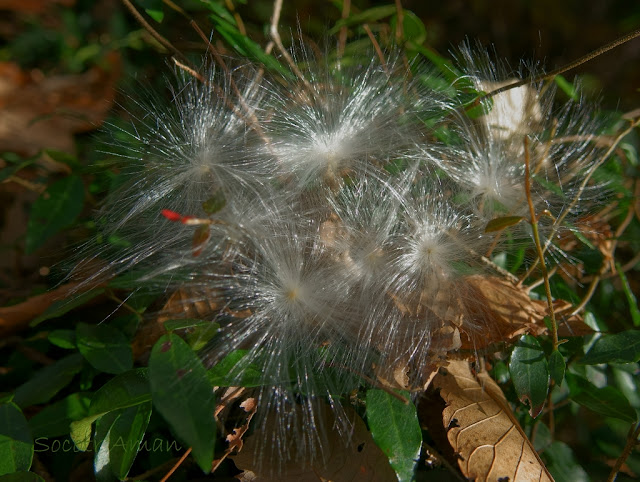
left=434, top=359, right=553, bottom=482
left=212, top=396, right=258, bottom=473
left=0, top=54, right=120, bottom=156
left=0, top=281, right=82, bottom=337
left=232, top=403, right=397, bottom=481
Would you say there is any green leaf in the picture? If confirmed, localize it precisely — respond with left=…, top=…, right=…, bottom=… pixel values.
left=580, top=331, right=640, bottom=365
left=207, top=350, right=263, bottom=387
left=391, top=10, right=426, bottom=44
left=13, top=353, right=84, bottom=408
left=145, top=8, right=164, bottom=22
left=210, top=20, right=289, bottom=77
left=549, top=350, right=566, bottom=385
left=405, top=42, right=462, bottom=83
left=70, top=417, right=96, bottom=452
left=186, top=322, right=219, bottom=351
left=0, top=158, right=36, bottom=183
left=485, top=215, right=525, bottom=233
left=163, top=319, right=219, bottom=351
left=200, top=0, right=237, bottom=26
left=616, top=262, right=640, bottom=326
left=25, top=175, right=84, bottom=254
left=31, top=288, right=105, bottom=326
left=94, top=402, right=152, bottom=481
left=71, top=368, right=151, bottom=451
left=149, top=334, right=216, bottom=473
left=543, top=441, right=589, bottom=482
left=366, top=390, right=422, bottom=482
left=28, top=393, right=91, bottom=438
left=509, top=335, right=549, bottom=418
left=461, top=94, right=493, bottom=119
left=553, top=75, right=579, bottom=101
left=135, top=0, right=164, bottom=22
left=43, top=149, right=81, bottom=169
left=47, top=329, right=77, bottom=349
left=330, top=5, right=397, bottom=33
left=90, top=368, right=151, bottom=416
left=164, top=319, right=212, bottom=332
left=0, top=403, right=33, bottom=475
left=202, top=191, right=226, bottom=215
left=76, top=323, right=132, bottom=375
left=566, top=373, right=637, bottom=423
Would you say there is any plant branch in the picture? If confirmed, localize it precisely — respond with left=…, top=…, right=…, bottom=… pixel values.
left=524, top=136, right=558, bottom=351
left=606, top=422, right=640, bottom=482
left=483, top=28, right=640, bottom=100
left=269, top=0, right=312, bottom=91
left=120, top=0, right=190, bottom=65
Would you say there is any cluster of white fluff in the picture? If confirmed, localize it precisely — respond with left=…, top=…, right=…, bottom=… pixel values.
left=94, top=45, right=605, bottom=462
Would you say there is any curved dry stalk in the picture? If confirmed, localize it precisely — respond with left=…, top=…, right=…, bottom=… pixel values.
left=483, top=28, right=640, bottom=100
left=363, top=24, right=388, bottom=74
left=567, top=179, right=639, bottom=316
left=519, top=117, right=640, bottom=285
left=159, top=447, right=192, bottom=482
left=394, top=0, right=404, bottom=44
left=269, top=0, right=312, bottom=92
left=337, top=0, right=351, bottom=58
left=121, top=0, right=190, bottom=65
left=524, top=137, right=559, bottom=350
left=224, top=0, right=246, bottom=35
left=607, top=422, right=640, bottom=482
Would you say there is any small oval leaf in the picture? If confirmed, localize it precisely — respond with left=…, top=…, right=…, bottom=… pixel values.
left=149, top=334, right=216, bottom=473
left=94, top=402, right=153, bottom=481
left=485, top=215, right=525, bottom=233
left=366, top=389, right=422, bottom=482
left=566, top=373, right=637, bottom=423
left=207, top=350, right=264, bottom=388
left=581, top=330, right=640, bottom=365
left=13, top=353, right=84, bottom=408
left=0, top=403, right=33, bottom=475
left=76, top=323, right=133, bottom=375
left=509, top=335, right=549, bottom=418
left=25, top=175, right=84, bottom=254
left=548, top=350, right=566, bottom=386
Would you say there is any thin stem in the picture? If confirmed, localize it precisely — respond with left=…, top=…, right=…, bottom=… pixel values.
left=363, top=24, right=388, bottom=74
left=269, top=0, right=312, bottom=91
left=520, top=117, right=640, bottom=284
left=120, top=0, right=190, bottom=65
left=483, top=28, right=640, bottom=100
left=569, top=178, right=638, bottom=316
left=337, top=0, right=351, bottom=59
left=606, top=422, right=640, bottom=482
left=524, top=137, right=558, bottom=351
left=547, top=387, right=555, bottom=437
left=224, top=0, right=246, bottom=35
left=394, top=0, right=404, bottom=44
left=159, top=447, right=192, bottom=482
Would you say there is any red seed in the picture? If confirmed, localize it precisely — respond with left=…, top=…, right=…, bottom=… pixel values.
left=161, top=209, right=182, bottom=222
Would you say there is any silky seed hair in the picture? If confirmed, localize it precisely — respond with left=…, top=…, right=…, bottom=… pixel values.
left=85, top=40, right=606, bottom=463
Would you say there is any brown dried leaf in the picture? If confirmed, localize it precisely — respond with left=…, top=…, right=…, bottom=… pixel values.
left=232, top=403, right=396, bottom=481
left=459, top=276, right=590, bottom=350
left=212, top=396, right=257, bottom=473
left=0, top=281, right=84, bottom=337
left=0, top=55, right=120, bottom=156
left=434, top=360, right=554, bottom=482
left=558, top=213, right=616, bottom=279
